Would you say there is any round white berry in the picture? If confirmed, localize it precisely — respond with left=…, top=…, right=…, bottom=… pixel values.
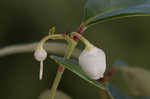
left=79, top=46, right=106, bottom=80
left=34, top=48, right=47, bottom=61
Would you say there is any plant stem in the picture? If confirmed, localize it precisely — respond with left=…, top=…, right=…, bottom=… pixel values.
left=71, top=32, right=93, bottom=50
left=49, top=37, right=77, bottom=99
left=50, top=66, right=65, bottom=99
left=49, top=25, right=85, bottom=99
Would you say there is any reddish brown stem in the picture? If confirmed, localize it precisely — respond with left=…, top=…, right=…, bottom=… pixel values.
left=73, top=24, right=85, bottom=41
left=58, top=66, right=65, bottom=72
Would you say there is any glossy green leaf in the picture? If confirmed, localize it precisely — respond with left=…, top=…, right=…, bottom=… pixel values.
left=83, top=0, right=150, bottom=27
left=50, top=55, right=105, bottom=89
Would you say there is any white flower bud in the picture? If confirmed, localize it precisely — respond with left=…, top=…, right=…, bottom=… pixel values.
left=79, top=46, right=106, bottom=80
left=34, top=48, right=47, bottom=61
left=34, top=48, right=47, bottom=80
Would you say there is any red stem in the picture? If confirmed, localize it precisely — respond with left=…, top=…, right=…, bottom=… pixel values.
left=73, top=24, right=85, bottom=41
left=58, top=66, right=65, bottom=72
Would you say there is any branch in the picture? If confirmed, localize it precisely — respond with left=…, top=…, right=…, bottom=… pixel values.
left=0, top=42, right=81, bottom=58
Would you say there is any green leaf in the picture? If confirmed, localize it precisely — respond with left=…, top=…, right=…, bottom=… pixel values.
left=83, top=0, right=150, bottom=27
left=50, top=55, right=105, bottom=90
left=49, top=27, right=56, bottom=35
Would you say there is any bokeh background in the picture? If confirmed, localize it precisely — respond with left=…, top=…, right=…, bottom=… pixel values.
left=0, top=0, right=150, bottom=99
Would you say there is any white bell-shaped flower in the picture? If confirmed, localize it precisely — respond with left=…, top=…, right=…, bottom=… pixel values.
left=79, top=46, right=106, bottom=80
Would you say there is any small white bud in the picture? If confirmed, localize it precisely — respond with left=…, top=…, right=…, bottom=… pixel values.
left=34, top=48, right=47, bottom=62
left=79, top=46, right=106, bottom=80
left=34, top=48, right=47, bottom=80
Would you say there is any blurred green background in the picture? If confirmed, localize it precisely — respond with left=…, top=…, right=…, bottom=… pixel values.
left=0, top=0, right=150, bottom=99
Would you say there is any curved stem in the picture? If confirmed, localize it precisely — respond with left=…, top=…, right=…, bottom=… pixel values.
left=74, top=24, right=87, bottom=41
left=71, top=32, right=93, bottom=50
left=37, top=34, right=65, bottom=49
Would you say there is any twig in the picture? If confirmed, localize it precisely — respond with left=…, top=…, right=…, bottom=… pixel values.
left=0, top=42, right=81, bottom=58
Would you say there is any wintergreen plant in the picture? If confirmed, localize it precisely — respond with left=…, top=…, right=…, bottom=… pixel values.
left=0, top=0, right=150, bottom=99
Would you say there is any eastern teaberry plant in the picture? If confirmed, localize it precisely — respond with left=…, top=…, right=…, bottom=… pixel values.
left=0, top=0, right=150, bottom=99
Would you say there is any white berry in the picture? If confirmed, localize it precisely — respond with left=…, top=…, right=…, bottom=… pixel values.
left=79, top=46, right=106, bottom=80
left=34, top=48, right=47, bottom=61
